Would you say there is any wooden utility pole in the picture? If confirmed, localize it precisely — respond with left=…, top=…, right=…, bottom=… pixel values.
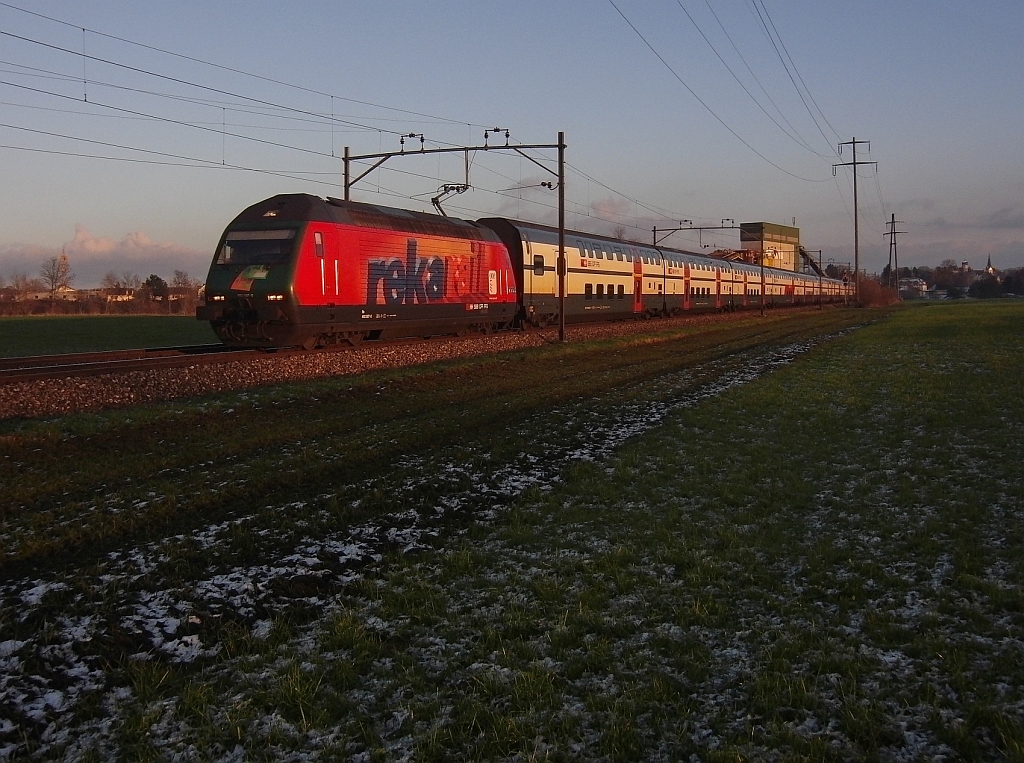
left=834, top=138, right=876, bottom=306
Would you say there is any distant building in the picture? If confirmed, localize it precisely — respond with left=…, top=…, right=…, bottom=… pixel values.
left=898, top=278, right=929, bottom=299
left=23, top=286, right=78, bottom=301
left=739, top=222, right=799, bottom=271
left=102, top=287, right=135, bottom=302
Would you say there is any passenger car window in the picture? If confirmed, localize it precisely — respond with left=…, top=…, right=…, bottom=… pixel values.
left=533, top=255, right=545, bottom=276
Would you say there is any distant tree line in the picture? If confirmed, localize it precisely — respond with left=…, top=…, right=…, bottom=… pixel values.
left=965, top=271, right=1024, bottom=299
left=0, top=253, right=203, bottom=316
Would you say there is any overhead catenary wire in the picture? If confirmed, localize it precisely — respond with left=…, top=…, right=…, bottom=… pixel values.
left=0, top=78, right=346, bottom=160
left=0, top=60, right=443, bottom=133
left=0, top=142, right=343, bottom=184
left=0, top=1, right=496, bottom=132
left=0, top=29, right=412, bottom=138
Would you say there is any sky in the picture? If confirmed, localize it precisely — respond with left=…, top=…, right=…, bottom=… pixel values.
left=0, top=0, right=1021, bottom=287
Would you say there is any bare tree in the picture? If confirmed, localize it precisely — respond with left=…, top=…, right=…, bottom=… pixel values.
left=171, top=269, right=200, bottom=290
left=11, top=272, right=43, bottom=293
left=40, top=253, right=74, bottom=298
left=120, top=271, right=141, bottom=290
left=101, top=271, right=121, bottom=290
left=612, top=225, right=627, bottom=241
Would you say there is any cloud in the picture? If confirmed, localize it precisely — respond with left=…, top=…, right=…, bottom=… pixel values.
left=590, top=196, right=632, bottom=223
left=66, top=224, right=201, bottom=260
left=911, top=206, right=1024, bottom=232
left=0, top=225, right=209, bottom=287
left=980, top=207, right=1024, bottom=230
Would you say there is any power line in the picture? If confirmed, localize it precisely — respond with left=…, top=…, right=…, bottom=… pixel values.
left=606, top=0, right=827, bottom=182
left=749, top=0, right=838, bottom=151
left=673, top=1, right=831, bottom=159
left=701, top=1, right=824, bottom=159
left=754, top=0, right=841, bottom=141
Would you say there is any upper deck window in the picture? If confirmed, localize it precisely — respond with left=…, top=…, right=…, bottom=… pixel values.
left=217, top=229, right=298, bottom=265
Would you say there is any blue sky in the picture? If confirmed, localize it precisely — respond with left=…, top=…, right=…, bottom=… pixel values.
left=1, top=0, right=1021, bottom=286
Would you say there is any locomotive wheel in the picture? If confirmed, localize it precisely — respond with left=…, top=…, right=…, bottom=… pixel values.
left=301, top=335, right=319, bottom=350
left=344, top=332, right=364, bottom=347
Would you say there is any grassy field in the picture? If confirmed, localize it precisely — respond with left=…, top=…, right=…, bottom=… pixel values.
left=0, top=314, right=218, bottom=357
left=1, top=302, right=1022, bottom=760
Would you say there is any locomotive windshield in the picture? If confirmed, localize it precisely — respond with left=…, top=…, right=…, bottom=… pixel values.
left=217, top=229, right=297, bottom=265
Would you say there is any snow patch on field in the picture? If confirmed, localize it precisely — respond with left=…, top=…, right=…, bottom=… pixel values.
left=0, top=333, right=915, bottom=760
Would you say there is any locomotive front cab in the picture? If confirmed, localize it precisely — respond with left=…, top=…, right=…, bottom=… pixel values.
left=198, top=225, right=303, bottom=345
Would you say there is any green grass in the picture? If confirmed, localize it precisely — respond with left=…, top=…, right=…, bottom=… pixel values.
left=4, top=302, right=1024, bottom=760
left=0, top=314, right=218, bottom=356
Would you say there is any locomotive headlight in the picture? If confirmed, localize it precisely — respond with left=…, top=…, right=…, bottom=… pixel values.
left=210, top=294, right=226, bottom=302
left=266, top=293, right=285, bottom=301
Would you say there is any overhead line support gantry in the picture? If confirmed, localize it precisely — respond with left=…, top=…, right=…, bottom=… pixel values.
left=343, top=130, right=568, bottom=341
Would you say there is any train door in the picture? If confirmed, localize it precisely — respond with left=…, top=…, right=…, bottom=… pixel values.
left=314, top=230, right=327, bottom=300
left=715, top=268, right=722, bottom=309
left=524, top=233, right=535, bottom=305
left=632, top=256, right=643, bottom=313
left=683, top=262, right=691, bottom=310
left=742, top=271, right=749, bottom=307
left=332, top=236, right=339, bottom=302
left=324, top=231, right=338, bottom=303
left=659, top=257, right=666, bottom=312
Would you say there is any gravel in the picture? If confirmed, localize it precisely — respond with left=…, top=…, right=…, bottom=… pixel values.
left=0, top=312, right=760, bottom=421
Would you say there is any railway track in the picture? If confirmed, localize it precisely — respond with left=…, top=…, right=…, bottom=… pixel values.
left=0, top=307, right=834, bottom=388
left=0, top=332, right=518, bottom=385
left=0, top=344, right=254, bottom=384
